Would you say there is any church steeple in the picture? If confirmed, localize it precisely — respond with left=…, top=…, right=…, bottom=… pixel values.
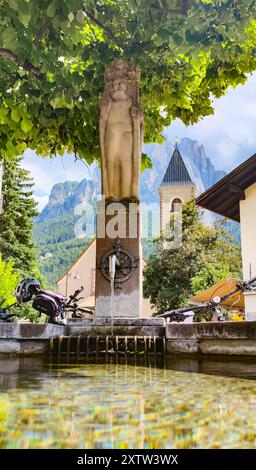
left=160, top=144, right=194, bottom=188
left=158, top=143, right=196, bottom=232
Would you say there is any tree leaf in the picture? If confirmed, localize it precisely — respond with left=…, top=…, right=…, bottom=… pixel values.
left=158, top=29, right=170, bottom=41
left=19, top=11, right=31, bottom=27
left=11, top=108, right=20, bottom=123
left=141, top=153, right=153, bottom=172
left=68, top=0, right=82, bottom=10
left=21, top=117, right=33, bottom=132
left=47, top=1, right=56, bottom=17
left=76, top=9, right=85, bottom=25
left=0, top=108, right=8, bottom=125
left=2, top=27, right=18, bottom=49
left=8, top=0, right=19, bottom=11
left=68, top=12, right=75, bottom=22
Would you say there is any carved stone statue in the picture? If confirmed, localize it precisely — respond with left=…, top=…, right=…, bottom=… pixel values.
left=99, top=60, right=144, bottom=201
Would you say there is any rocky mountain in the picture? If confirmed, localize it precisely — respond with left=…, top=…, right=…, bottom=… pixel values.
left=34, top=137, right=240, bottom=286
left=38, top=137, right=226, bottom=222
left=39, top=171, right=100, bottom=222
left=178, top=138, right=226, bottom=189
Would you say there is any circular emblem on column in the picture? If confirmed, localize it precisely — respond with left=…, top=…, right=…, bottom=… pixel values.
left=98, top=238, right=138, bottom=287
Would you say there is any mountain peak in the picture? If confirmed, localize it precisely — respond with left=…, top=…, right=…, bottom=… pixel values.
left=38, top=138, right=225, bottom=222
left=38, top=170, right=101, bottom=222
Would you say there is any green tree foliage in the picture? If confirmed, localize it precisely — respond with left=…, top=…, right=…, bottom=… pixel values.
left=191, top=262, right=232, bottom=295
left=34, top=210, right=93, bottom=287
left=0, top=253, right=20, bottom=306
left=38, top=236, right=92, bottom=288
left=1, top=1, right=256, bottom=163
left=34, top=213, right=82, bottom=245
left=0, top=154, right=39, bottom=275
left=0, top=252, right=44, bottom=322
left=143, top=200, right=241, bottom=314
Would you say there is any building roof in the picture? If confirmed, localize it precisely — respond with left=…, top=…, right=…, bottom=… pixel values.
left=160, top=145, right=194, bottom=188
left=196, top=153, right=256, bottom=222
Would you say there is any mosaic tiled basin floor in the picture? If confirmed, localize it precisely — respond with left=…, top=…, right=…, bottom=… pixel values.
left=0, top=357, right=256, bottom=449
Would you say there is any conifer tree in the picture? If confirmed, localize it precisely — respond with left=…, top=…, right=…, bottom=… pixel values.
left=0, top=155, right=38, bottom=275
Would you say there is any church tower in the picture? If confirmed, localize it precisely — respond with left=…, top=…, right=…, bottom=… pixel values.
left=159, top=144, right=196, bottom=232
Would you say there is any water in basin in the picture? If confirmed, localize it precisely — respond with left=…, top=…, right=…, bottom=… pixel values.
left=0, top=357, right=256, bottom=449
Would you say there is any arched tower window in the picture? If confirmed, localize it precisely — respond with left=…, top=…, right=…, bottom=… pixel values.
left=170, top=198, right=182, bottom=213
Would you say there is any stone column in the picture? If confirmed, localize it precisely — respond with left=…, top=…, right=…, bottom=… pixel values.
left=95, top=59, right=143, bottom=319
left=95, top=199, right=142, bottom=318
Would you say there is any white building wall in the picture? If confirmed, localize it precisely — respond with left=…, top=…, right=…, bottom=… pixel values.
left=240, top=183, right=256, bottom=280
left=240, top=182, right=256, bottom=319
left=57, top=239, right=96, bottom=308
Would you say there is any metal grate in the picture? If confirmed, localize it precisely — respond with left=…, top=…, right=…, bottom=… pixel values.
left=49, top=335, right=166, bottom=358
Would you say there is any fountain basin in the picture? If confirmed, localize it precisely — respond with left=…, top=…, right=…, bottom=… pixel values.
left=67, top=317, right=165, bottom=337
left=166, top=321, right=256, bottom=355
left=2, top=320, right=256, bottom=357
left=0, top=323, right=67, bottom=356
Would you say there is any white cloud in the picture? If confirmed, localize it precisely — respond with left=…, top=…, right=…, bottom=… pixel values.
left=35, top=195, right=49, bottom=212
left=23, top=149, right=94, bottom=197
left=215, top=139, right=240, bottom=165
left=169, top=72, right=256, bottom=171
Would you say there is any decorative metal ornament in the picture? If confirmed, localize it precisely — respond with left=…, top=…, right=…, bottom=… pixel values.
left=98, top=238, right=138, bottom=287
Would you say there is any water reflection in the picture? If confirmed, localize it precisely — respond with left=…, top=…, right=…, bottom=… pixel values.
left=165, top=356, right=256, bottom=380
left=0, top=356, right=256, bottom=448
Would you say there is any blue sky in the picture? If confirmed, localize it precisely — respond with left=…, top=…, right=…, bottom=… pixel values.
left=23, top=72, right=256, bottom=211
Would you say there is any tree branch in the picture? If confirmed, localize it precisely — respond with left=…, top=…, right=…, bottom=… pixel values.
left=0, top=65, right=23, bottom=81
left=34, top=17, right=53, bottom=45
left=83, top=10, right=125, bottom=50
left=0, top=48, right=43, bottom=79
left=84, top=17, right=98, bottom=43
left=151, top=0, right=189, bottom=15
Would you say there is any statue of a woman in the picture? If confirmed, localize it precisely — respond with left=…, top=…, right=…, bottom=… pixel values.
left=99, top=60, right=144, bottom=201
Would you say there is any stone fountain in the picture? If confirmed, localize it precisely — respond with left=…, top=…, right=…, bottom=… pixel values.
left=95, top=59, right=143, bottom=320
left=74, top=58, right=165, bottom=340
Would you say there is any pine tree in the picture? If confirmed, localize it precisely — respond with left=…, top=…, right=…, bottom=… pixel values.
left=0, top=155, right=38, bottom=275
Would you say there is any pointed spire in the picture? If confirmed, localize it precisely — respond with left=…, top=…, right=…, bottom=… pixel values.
left=160, top=144, right=194, bottom=187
